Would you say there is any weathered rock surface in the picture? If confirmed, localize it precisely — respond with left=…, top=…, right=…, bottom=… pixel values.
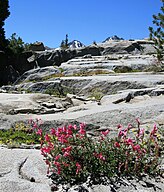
left=33, top=40, right=155, bottom=70
left=99, top=39, right=155, bottom=55
left=14, top=66, right=61, bottom=84
left=0, top=39, right=158, bottom=85
left=0, top=39, right=163, bottom=192
left=0, top=147, right=51, bottom=192
left=0, top=93, right=73, bottom=130
left=0, top=73, right=164, bottom=131
left=29, top=42, right=45, bottom=51
left=60, top=55, right=155, bottom=75
left=3, top=72, right=163, bottom=96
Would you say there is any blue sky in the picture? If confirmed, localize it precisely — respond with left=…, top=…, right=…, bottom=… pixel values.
left=5, top=0, right=162, bottom=48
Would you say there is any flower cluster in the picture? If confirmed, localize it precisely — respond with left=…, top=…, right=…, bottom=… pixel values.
left=30, top=119, right=162, bottom=185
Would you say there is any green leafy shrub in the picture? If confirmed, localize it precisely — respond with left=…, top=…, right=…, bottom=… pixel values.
left=0, top=122, right=40, bottom=147
left=31, top=119, right=162, bottom=185
left=44, top=88, right=66, bottom=97
left=7, top=33, right=27, bottom=55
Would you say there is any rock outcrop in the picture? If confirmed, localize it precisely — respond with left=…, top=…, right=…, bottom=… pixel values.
left=1, top=73, right=164, bottom=130
left=29, top=42, right=45, bottom=51
left=0, top=39, right=157, bottom=85
left=0, top=38, right=163, bottom=192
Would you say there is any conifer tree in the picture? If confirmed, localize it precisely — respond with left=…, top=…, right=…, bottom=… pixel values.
left=0, top=0, right=10, bottom=50
left=149, top=0, right=164, bottom=63
left=60, top=34, right=69, bottom=49
left=7, top=33, right=25, bottom=55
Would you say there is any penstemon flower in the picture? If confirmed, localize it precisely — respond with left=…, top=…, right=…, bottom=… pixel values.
left=76, top=162, right=81, bottom=174
left=36, top=128, right=42, bottom=136
left=29, top=119, right=161, bottom=185
left=101, top=129, right=110, bottom=136
left=114, top=141, right=120, bottom=148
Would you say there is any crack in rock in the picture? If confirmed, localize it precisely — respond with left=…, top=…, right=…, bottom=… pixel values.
left=0, top=170, right=11, bottom=177
left=18, top=157, right=36, bottom=183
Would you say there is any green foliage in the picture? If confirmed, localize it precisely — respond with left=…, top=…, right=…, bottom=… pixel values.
left=89, top=88, right=104, bottom=101
left=31, top=120, right=162, bottom=185
left=60, top=34, right=69, bottom=49
left=44, top=88, right=63, bottom=97
left=0, top=122, right=40, bottom=147
left=72, top=69, right=113, bottom=77
left=41, top=73, right=64, bottom=81
left=44, top=86, right=69, bottom=97
left=0, top=0, right=10, bottom=50
left=7, top=33, right=26, bottom=55
left=149, top=0, right=164, bottom=63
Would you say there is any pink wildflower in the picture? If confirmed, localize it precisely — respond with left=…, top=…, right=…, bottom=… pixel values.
left=63, top=151, right=70, bottom=157
left=133, top=144, right=141, bottom=152
left=67, top=124, right=73, bottom=135
left=151, top=124, right=158, bottom=136
left=62, top=126, right=67, bottom=133
left=101, top=129, right=110, bottom=136
left=62, top=162, right=69, bottom=167
left=48, top=142, right=54, bottom=150
left=56, top=127, right=62, bottom=137
left=45, top=134, right=51, bottom=142
left=41, top=146, right=51, bottom=154
left=50, top=128, right=56, bottom=135
left=58, top=134, right=68, bottom=143
left=136, top=118, right=140, bottom=125
left=98, top=153, right=106, bottom=161
left=94, top=152, right=106, bottom=161
left=142, top=148, right=146, bottom=153
left=62, top=146, right=72, bottom=153
left=114, top=142, right=120, bottom=148
left=80, top=123, right=86, bottom=129
left=54, top=161, right=61, bottom=175
left=118, top=129, right=126, bottom=137
left=117, top=124, right=123, bottom=129
left=123, top=128, right=128, bottom=136
left=127, top=123, right=132, bottom=129
left=125, top=138, right=133, bottom=145
left=33, top=122, right=38, bottom=129
left=36, top=128, right=42, bottom=136
left=73, top=125, right=77, bottom=130
left=76, top=162, right=81, bottom=174
left=68, top=124, right=73, bottom=129
left=139, top=128, right=144, bottom=136
left=55, top=155, right=61, bottom=161
left=79, top=123, right=86, bottom=135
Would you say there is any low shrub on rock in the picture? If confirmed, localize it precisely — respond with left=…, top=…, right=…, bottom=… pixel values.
left=30, top=119, right=162, bottom=185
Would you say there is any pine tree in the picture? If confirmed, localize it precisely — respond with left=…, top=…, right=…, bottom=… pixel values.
left=149, top=0, right=164, bottom=63
left=0, top=0, right=10, bottom=50
left=60, top=34, right=69, bottom=49
left=7, top=33, right=25, bottom=55
left=65, top=34, right=69, bottom=48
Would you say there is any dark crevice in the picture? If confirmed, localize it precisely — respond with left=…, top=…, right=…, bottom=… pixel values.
left=0, top=170, right=11, bottom=177
left=18, top=157, right=36, bottom=183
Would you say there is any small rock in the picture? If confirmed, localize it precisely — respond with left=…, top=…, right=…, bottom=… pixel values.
left=42, top=102, right=56, bottom=109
